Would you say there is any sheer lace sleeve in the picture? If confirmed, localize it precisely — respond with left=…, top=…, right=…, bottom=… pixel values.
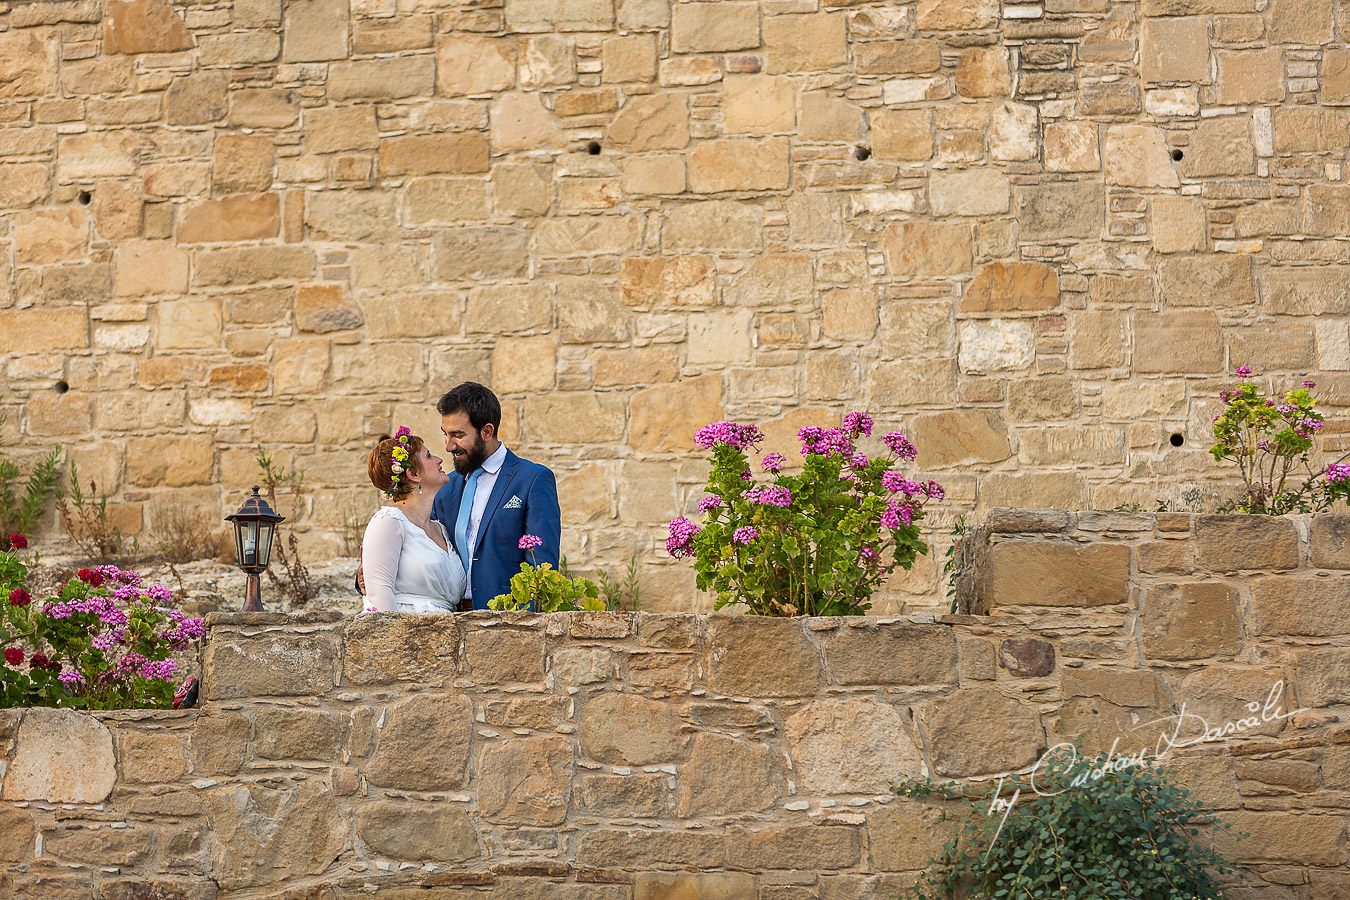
left=362, top=509, right=403, bottom=612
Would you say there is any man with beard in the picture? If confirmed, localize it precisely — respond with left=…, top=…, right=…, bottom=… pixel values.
left=355, top=382, right=560, bottom=610
left=433, top=382, right=560, bottom=610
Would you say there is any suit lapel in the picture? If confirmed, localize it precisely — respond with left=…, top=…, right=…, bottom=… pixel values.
left=473, top=450, right=518, bottom=554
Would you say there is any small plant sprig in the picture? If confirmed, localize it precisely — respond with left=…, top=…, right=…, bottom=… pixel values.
left=0, top=408, right=62, bottom=552
left=902, top=746, right=1243, bottom=900
left=0, top=538, right=204, bottom=710
left=60, top=461, right=138, bottom=563
left=1210, top=367, right=1350, bottom=514
left=490, top=535, right=604, bottom=613
left=941, top=513, right=969, bottom=615
left=256, top=445, right=313, bottom=606
left=668, top=413, right=943, bottom=617
left=597, top=551, right=641, bottom=612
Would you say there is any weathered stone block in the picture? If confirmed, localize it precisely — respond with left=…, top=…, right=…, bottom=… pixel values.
left=869, top=800, right=956, bottom=871
left=784, top=697, right=922, bottom=793
left=907, top=409, right=1011, bottom=466
left=678, top=733, right=781, bottom=815
left=0, top=808, right=34, bottom=863
left=1151, top=196, right=1208, bottom=254
left=1000, top=638, right=1055, bottom=677
left=663, top=201, right=763, bottom=250
left=628, top=373, right=723, bottom=453
left=960, top=262, right=1058, bottom=313
left=671, top=1, right=759, bottom=52
left=1133, top=310, right=1222, bottom=374
left=871, top=109, right=932, bottom=161
left=707, top=617, right=822, bottom=697
left=1311, top=515, right=1350, bottom=568
left=104, top=0, right=192, bottom=53
left=1211, top=812, right=1344, bottom=866
left=608, top=93, right=690, bottom=151
left=881, top=222, right=973, bottom=276
left=726, top=823, right=861, bottom=870
left=578, top=692, right=686, bottom=764
left=985, top=541, right=1129, bottom=608
left=1015, top=181, right=1104, bottom=241
left=689, top=138, right=789, bottom=193
left=192, top=713, right=248, bottom=775
left=507, top=0, right=615, bottom=31
left=206, top=781, right=345, bottom=889
left=479, top=735, right=572, bottom=826
left=354, top=800, right=479, bottom=861
left=924, top=688, right=1044, bottom=776
left=929, top=169, right=1009, bottom=216
left=253, top=708, right=340, bottom=760
left=1159, top=255, right=1254, bottom=307
left=1142, top=581, right=1242, bottom=661
left=2, top=708, right=115, bottom=803
left=723, top=76, right=796, bottom=134
left=1214, top=49, right=1285, bottom=104
left=576, top=829, right=725, bottom=869
left=1253, top=574, right=1350, bottom=636
left=365, top=694, right=472, bottom=790
left=1195, top=515, right=1297, bottom=571
left=177, top=194, right=280, bottom=243
left=204, top=631, right=337, bottom=699
left=462, top=625, right=545, bottom=683
left=381, top=134, right=489, bottom=176
left=283, top=0, right=349, bottom=60
left=634, top=873, right=754, bottom=900
left=1181, top=116, right=1255, bottom=178
left=434, top=228, right=530, bottom=281
left=1141, top=17, right=1207, bottom=83
left=580, top=774, right=671, bottom=817
left=764, top=12, right=847, bottom=73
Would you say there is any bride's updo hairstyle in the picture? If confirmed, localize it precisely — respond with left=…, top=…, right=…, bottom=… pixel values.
left=368, top=433, right=425, bottom=500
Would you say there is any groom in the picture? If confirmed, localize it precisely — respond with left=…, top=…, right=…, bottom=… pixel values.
left=434, top=382, right=561, bottom=610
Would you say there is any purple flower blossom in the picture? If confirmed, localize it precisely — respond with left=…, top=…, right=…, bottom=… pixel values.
left=1278, top=404, right=1296, bottom=415
left=752, top=485, right=792, bottom=507
left=1234, top=366, right=1253, bottom=377
left=699, top=495, right=724, bottom=514
left=92, top=634, right=117, bottom=652
left=881, top=471, right=921, bottom=495
left=147, top=584, right=173, bottom=604
left=139, top=658, right=178, bottom=681
left=58, top=668, right=84, bottom=690
left=1328, top=463, right=1350, bottom=484
left=732, top=526, right=759, bottom=545
left=8, top=587, right=29, bottom=607
left=740, top=470, right=753, bottom=482
left=849, top=452, right=869, bottom=470
left=762, top=452, right=785, bottom=472
left=1300, top=418, right=1324, bottom=432
left=881, top=501, right=914, bottom=530
left=1305, top=380, right=1317, bottom=388
left=798, top=427, right=852, bottom=457
left=842, top=412, right=874, bottom=437
left=667, top=517, right=700, bottom=558
left=518, top=534, right=543, bottom=551
left=883, top=431, right=918, bottom=461
left=859, top=547, right=880, bottom=565
left=695, top=421, right=764, bottom=451
left=922, top=480, right=945, bottom=502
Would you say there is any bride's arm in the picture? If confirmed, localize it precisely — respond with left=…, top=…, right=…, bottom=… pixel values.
left=361, top=512, right=402, bottom=612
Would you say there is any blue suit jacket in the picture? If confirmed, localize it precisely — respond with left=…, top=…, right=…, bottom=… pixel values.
left=431, top=448, right=561, bottom=609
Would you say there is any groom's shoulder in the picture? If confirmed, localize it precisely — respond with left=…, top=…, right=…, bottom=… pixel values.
left=506, top=449, right=555, bottom=480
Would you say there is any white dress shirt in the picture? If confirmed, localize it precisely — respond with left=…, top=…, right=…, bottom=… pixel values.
left=463, top=442, right=508, bottom=600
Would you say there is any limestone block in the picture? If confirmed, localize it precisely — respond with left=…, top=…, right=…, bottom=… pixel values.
left=97, top=390, right=186, bottom=432
left=1274, top=108, right=1349, bottom=154
left=929, top=169, right=1010, bottom=216
left=727, top=823, right=860, bottom=870
left=166, top=72, right=228, bottom=126
left=192, top=713, right=248, bottom=776
left=621, top=256, right=715, bottom=308
left=958, top=320, right=1035, bottom=373
left=119, top=730, right=189, bottom=783
left=674, top=731, right=780, bottom=817
left=254, top=406, right=318, bottom=443
left=1303, top=184, right=1350, bottom=236
left=521, top=36, right=577, bottom=88
left=1161, top=255, right=1254, bottom=309
left=990, top=101, right=1038, bottom=161
left=405, top=177, right=488, bottom=223
left=230, top=88, right=300, bottom=128
left=985, top=541, right=1129, bottom=608
left=960, top=261, right=1058, bottom=313
left=1253, top=574, right=1350, bottom=635
left=2, top=708, right=115, bottom=803
left=434, top=228, right=530, bottom=281
left=363, top=694, right=472, bottom=790
left=1181, top=116, right=1255, bottom=178
left=764, top=12, right=847, bottom=74
left=477, top=735, right=572, bottom=826
left=58, top=132, right=139, bottom=180
left=870, top=109, right=931, bottom=161
left=822, top=288, right=877, bottom=340
left=492, top=92, right=567, bottom=151
left=1007, top=375, right=1080, bottom=421
left=206, top=782, right=347, bottom=889
left=437, top=35, right=516, bottom=95
left=104, top=0, right=192, bottom=54
left=494, top=164, right=552, bottom=216
left=1324, top=48, right=1350, bottom=104
left=1045, top=121, right=1100, bottom=171
left=879, top=301, right=954, bottom=357
left=724, top=76, right=796, bottom=134
left=126, top=434, right=215, bottom=486
left=854, top=39, right=939, bottom=75
left=204, top=631, right=337, bottom=699
left=14, top=208, right=86, bottom=266
left=924, top=688, right=1044, bottom=776
left=662, top=200, right=763, bottom=250
left=0, top=31, right=56, bottom=97
left=177, top=194, right=280, bottom=243
left=1015, top=181, right=1104, bottom=241
left=0, top=808, right=34, bottom=864
left=634, top=874, right=751, bottom=899
left=955, top=46, right=1011, bottom=97
left=707, top=617, right=822, bottom=697
left=622, top=155, right=687, bottom=195
left=881, top=221, right=972, bottom=276
left=463, top=625, right=545, bottom=683
left=283, top=0, right=348, bottom=61
left=199, top=31, right=281, bottom=65
left=304, top=106, right=378, bottom=154
left=1090, top=272, right=1153, bottom=306
left=1214, top=49, right=1284, bottom=104
left=578, top=692, right=686, bottom=764
left=619, top=0, right=668, bottom=28
left=1310, top=515, right=1350, bottom=568
left=1105, top=125, right=1180, bottom=188
left=689, top=138, right=788, bottom=193
left=671, top=1, right=759, bottom=52
left=157, top=299, right=222, bottom=350
left=213, top=135, right=275, bottom=194
left=576, top=829, right=725, bottom=869
left=1141, top=17, right=1207, bottom=84
left=628, top=373, right=724, bottom=452
left=354, top=13, right=431, bottom=53
left=799, top=92, right=864, bottom=142
left=1263, top=267, right=1350, bottom=316
left=1195, top=514, right=1297, bottom=571
left=869, top=800, right=956, bottom=871
left=330, top=57, right=434, bottom=101
left=608, top=93, right=690, bottom=151
left=1151, top=196, right=1207, bottom=254
left=1133, top=310, right=1222, bottom=374
left=43, top=824, right=155, bottom=869
left=27, top=392, right=93, bottom=436
left=1176, top=665, right=1291, bottom=740
left=113, top=242, right=189, bottom=297
left=506, top=0, right=615, bottom=31
left=1269, top=0, right=1333, bottom=44
left=1142, top=581, right=1242, bottom=661
left=602, top=34, right=658, bottom=82
left=0, top=163, right=50, bottom=208
left=916, top=0, right=997, bottom=29
left=784, top=697, right=922, bottom=793
left=536, top=215, right=641, bottom=256
left=355, top=800, right=480, bottom=863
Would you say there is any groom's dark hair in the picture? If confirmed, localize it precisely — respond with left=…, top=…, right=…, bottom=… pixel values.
left=437, top=382, right=502, bottom=434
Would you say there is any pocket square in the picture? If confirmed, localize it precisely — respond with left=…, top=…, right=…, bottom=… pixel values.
left=502, top=495, right=523, bottom=510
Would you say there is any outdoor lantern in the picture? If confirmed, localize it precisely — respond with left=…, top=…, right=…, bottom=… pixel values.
left=225, top=485, right=286, bottom=612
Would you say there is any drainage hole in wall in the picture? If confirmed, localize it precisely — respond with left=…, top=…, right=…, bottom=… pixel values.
left=853, top=145, right=871, bottom=161
left=586, top=141, right=602, bottom=155
left=77, top=190, right=92, bottom=205
left=1170, top=149, right=1184, bottom=161
left=54, top=381, right=69, bottom=394
left=1169, top=432, right=1184, bottom=447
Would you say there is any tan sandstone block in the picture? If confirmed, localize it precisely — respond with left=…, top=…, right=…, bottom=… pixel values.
left=628, top=373, right=723, bottom=453
left=304, top=107, right=378, bottom=155
left=14, top=208, right=86, bottom=265
left=1196, top=514, right=1298, bottom=571
left=955, top=47, right=1012, bottom=97
left=114, top=242, right=188, bottom=296
left=930, top=169, right=1010, bottom=216
left=127, top=434, right=215, bottom=487
left=723, top=76, right=796, bottom=134
left=274, top=339, right=329, bottom=394
left=492, top=336, right=556, bottom=393
left=924, top=688, right=1044, bottom=776
left=602, top=34, right=658, bottom=83
left=764, top=13, right=847, bottom=74
left=491, top=92, right=567, bottom=151
left=662, top=201, right=762, bottom=250
left=519, top=36, right=577, bottom=89
left=609, top=94, right=690, bottom=151
left=916, top=0, right=997, bottom=29
left=328, top=56, right=434, bottom=101
left=1159, top=254, right=1254, bottom=307
left=437, top=37, right=514, bottom=98
left=295, top=283, right=363, bottom=334
left=157, top=300, right=222, bottom=350
left=1151, top=196, right=1208, bottom=254
left=58, top=133, right=139, bottom=180
left=506, top=0, right=614, bottom=31
left=907, top=409, right=1011, bottom=465
left=176, top=194, right=280, bottom=243
left=1214, top=49, right=1285, bottom=104
left=1045, top=121, right=1100, bottom=171
left=1274, top=108, right=1350, bottom=153
left=882, top=222, right=972, bottom=276
left=871, top=109, right=932, bottom=161
left=798, top=93, right=864, bottom=142
left=822, top=288, right=878, bottom=341
left=623, top=155, right=686, bottom=195
left=1068, top=310, right=1127, bottom=369
left=621, top=256, right=715, bottom=307
left=213, top=134, right=275, bottom=193
left=1133, top=310, right=1222, bottom=373
left=1142, top=581, right=1242, bottom=660
left=671, top=1, right=760, bottom=52
left=1269, top=0, right=1334, bottom=45
left=0, top=31, right=57, bottom=98
left=1323, top=48, right=1350, bottom=104
left=959, top=261, right=1058, bottom=313
left=1141, top=17, right=1208, bottom=83
left=0, top=163, right=51, bottom=208
left=1105, top=125, right=1180, bottom=188
left=104, top=0, right=192, bottom=54
left=380, top=134, right=489, bottom=176
left=0, top=308, right=87, bottom=355
left=524, top=393, right=625, bottom=444
left=689, top=138, right=789, bottom=193
left=27, top=392, right=92, bottom=437
left=283, top=0, right=348, bottom=61
left=987, top=541, right=1130, bottom=609
left=1181, top=116, right=1255, bottom=177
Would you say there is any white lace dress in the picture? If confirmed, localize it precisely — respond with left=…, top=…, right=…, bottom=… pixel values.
left=361, top=506, right=466, bottom=613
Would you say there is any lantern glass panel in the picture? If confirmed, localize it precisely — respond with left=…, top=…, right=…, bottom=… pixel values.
left=241, top=521, right=259, bottom=568
left=257, top=520, right=275, bottom=568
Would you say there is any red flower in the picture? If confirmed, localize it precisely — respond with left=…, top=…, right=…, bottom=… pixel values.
left=8, top=588, right=29, bottom=607
left=3, top=647, right=21, bottom=666
left=29, top=653, right=50, bottom=670
left=8, top=533, right=27, bottom=550
left=77, top=568, right=104, bottom=587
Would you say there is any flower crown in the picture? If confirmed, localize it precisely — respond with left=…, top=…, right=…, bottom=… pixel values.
left=386, top=426, right=413, bottom=500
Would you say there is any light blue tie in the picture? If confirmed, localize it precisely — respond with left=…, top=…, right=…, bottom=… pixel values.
left=454, top=469, right=480, bottom=575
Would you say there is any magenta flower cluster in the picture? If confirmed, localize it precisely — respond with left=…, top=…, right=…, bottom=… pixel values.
left=1234, top=365, right=1253, bottom=378
left=761, top=452, right=786, bottom=472
left=732, top=526, right=759, bottom=545
left=698, top=495, right=724, bottom=513
left=883, top=431, right=918, bottom=461
left=842, top=412, right=873, bottom=437
left=518, top=534, right=543, bottom=551
left=797, top=427, right=851, bottom=457
left=1328, top=463, right=1350, bottom=484
left=695, top=421, right=764, bottom=451
left=745, top=485, right=792, bottom=507
left=667, top=516, right=700, bottom=557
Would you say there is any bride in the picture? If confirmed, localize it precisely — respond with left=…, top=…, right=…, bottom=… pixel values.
left=361, top=427, right=466, bottom=612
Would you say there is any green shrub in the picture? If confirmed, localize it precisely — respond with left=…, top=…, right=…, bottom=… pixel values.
left=898, top=746, right=1242, bottom=900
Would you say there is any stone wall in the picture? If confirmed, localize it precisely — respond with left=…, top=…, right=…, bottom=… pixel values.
left=3, top=0, right=1350, bottom=609
left=3, top=510, right=1350, bottom=897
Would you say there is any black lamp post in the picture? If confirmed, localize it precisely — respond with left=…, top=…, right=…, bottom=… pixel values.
left=225, top=485, right=286, bottom=612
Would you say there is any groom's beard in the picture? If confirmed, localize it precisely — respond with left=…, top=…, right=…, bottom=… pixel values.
left=453, top=437, right=488, bottom=475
